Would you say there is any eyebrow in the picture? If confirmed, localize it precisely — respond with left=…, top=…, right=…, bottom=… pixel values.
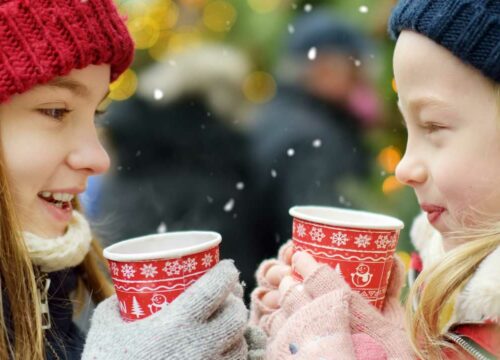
left=46, top=78, right=110, bottom=103
left=401, top=96, right=452, bottom=114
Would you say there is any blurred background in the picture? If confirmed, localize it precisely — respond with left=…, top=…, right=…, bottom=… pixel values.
left=83, top=0, right=421, bottom=299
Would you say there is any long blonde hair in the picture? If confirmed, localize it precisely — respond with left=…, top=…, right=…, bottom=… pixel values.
left=0, top=162, right=114, bottom=358
left=405, top=84, right=500, bottom=359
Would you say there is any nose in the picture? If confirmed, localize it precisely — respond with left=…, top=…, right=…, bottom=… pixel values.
left=395, top=148, right=428, bottom=187
left=66, top=127, right=111, bottom=175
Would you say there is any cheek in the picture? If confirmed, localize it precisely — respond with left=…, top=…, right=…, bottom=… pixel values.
left=434, top=147, right=500, bottom=217
left=1, top=133, right=60, bottom=201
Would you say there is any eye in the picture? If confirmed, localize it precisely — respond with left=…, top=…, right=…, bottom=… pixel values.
left=38, top=108, right=71, bottom=121
left=424, top=123, right=446, bottom=133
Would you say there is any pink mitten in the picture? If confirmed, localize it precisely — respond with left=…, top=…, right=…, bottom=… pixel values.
left=265, top=265, right=387, bottom=359
left=264, top=254, right=415, bottom=359
left=249, top=241, right=294, bottom=326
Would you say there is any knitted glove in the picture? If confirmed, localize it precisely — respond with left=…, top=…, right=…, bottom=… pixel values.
left=244, top=325, right=267, bottom=360
left=82, top=260, right=248, bottom=360
left=249, top=241, right=293, bottom=326
left=265, top=258, right=415, bottom=360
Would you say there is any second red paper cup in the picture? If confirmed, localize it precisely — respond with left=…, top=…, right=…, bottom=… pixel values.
left=290, top=206, right=404, bottom=309
left=103, top=231, right=221, bottom=321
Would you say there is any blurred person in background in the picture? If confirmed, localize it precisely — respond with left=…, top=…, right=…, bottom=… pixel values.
left=248, top=9, right=382, bottom=259
left=92, top=43, right=261, bottom=297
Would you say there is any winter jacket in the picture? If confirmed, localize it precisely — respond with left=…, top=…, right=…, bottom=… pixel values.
left=3, top=268, right=85, bottom=360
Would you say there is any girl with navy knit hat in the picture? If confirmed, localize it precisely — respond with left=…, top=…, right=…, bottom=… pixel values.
left=0, top=1, right=249, bottom=359
left=250, top=1, right=500, bottom=359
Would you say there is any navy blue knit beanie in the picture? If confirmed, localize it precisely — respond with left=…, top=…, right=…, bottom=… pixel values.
left=388, top=0, right=500, bottom=83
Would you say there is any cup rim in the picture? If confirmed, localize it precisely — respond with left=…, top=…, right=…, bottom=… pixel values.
left=103, top=231, right=221, bottom=262
left=289, top=206, right=404, bottom=230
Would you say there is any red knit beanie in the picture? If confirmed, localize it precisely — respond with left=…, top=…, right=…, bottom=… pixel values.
left=0, top=0, right=135, bottom=104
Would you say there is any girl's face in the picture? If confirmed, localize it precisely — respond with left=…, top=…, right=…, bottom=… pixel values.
left=0, top=65, right=111, bottom=238
left=394, top=31, right=500, bottom=250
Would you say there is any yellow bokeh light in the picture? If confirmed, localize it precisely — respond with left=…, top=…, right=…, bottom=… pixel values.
left=377, top=146, right=402, bottom=173
left=128, top=16, right=160, bottom=49
left=243, top=71, right=276, bottom=104
left=248, top=0, right=281, bottom=13
left=203, top=0, right=237, bottom=33
left=382, top=175, right=404, bottom=194
left=392, top=78, right=398, bottom=93
left=396, top=251, right=411, bottom=272
left=180, top=0, right=207, bottom=8
left=147, top=0, right=179, bottom=30
left=167, top=29, right=203, bottom=54
left=148, top=30, right=173, bottom=61
left=109, top=69, right=138, bottom=101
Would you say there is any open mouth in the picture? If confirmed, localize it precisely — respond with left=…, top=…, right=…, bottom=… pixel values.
left=37, top=191, right=74, bottom=211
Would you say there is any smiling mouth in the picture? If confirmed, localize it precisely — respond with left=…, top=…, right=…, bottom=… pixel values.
left=37, top=191, right=74, bottom=210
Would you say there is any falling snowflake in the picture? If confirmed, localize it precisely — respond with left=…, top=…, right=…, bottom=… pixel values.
left=287, top=148, right=295, bottom=157
left=288, top=24, right=295, bottom=34
left=309, top=227, right=325, bottom=242
left=236, top=182, right=245, bottom=190
left=140, top=264, right=158, bottom=278
left=110, top=262, right=119, bottom=276
left=202, top=253, right=213, bottom=268
left=224, top=198, right=235, bottom=212
left=121, top=264, right=136, bottom=279
left=304, top=3, right=312, bottom=12
left=375, top=234, right=390, bottom=249
left=308, top=47, right=317, bottom=60
left=359, top=5, right=369, bottom=13
left=154, top=89, right=164, bottom=100
left=163, top=260, right=183, bottom=276
left=312, top=139, right=322, bottom=148
left=354, top=234, right=371, bottom=248
left=183, top=258, right=198, bottom=273
left=271, top=169, right=278, bottom=178
left=331, top=231, right=348, bottom=246
left=297, top=223, right=307, bottom=238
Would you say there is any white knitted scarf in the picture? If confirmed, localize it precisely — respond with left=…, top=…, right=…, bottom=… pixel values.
left=23, top=210, right=92, bottom=272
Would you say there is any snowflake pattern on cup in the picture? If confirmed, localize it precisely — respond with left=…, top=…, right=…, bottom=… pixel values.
left=354, top=234, right=371, bottom=248
left=111, top=262, right=119, bottom=276
left=331, top=231, right=348, bottom=246
left=375, top=234, right=390, bottom=249
left=121, top=264, right=136, bottom=279
left=163, top=260, right=183, bottom=276
left=140, top=264, right=158, bottom=278
left=297, top=223, right=307, bottom=238
left=202, top=253, right=213, bottom=268
left=183, top=258, right=197, bottom=273
left=309, top=227, right=325, bottom=242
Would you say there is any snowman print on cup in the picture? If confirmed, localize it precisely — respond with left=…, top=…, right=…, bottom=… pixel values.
left=351, top=263, right=373, bottom=287
left=148, top=293, right=168, bottom=315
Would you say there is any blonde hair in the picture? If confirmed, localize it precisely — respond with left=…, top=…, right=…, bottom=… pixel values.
left=0, top=161, right=113, bottom=357
left=405, top=84, right=500, bottom=359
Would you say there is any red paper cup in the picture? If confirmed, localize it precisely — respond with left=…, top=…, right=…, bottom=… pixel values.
left=103, top=231, right=221, bottom=321
left=289, top=206, right=404, bottom=310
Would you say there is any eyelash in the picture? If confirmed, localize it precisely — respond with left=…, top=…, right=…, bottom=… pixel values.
left=422, top=123, right=445, bottom=133
left=38, top=108, right=107, bottom=123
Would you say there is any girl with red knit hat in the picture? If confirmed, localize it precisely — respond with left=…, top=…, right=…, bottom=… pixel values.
left=0, top=1, right=248, bottom=359
left=250, top=1, right=500, bottom=359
